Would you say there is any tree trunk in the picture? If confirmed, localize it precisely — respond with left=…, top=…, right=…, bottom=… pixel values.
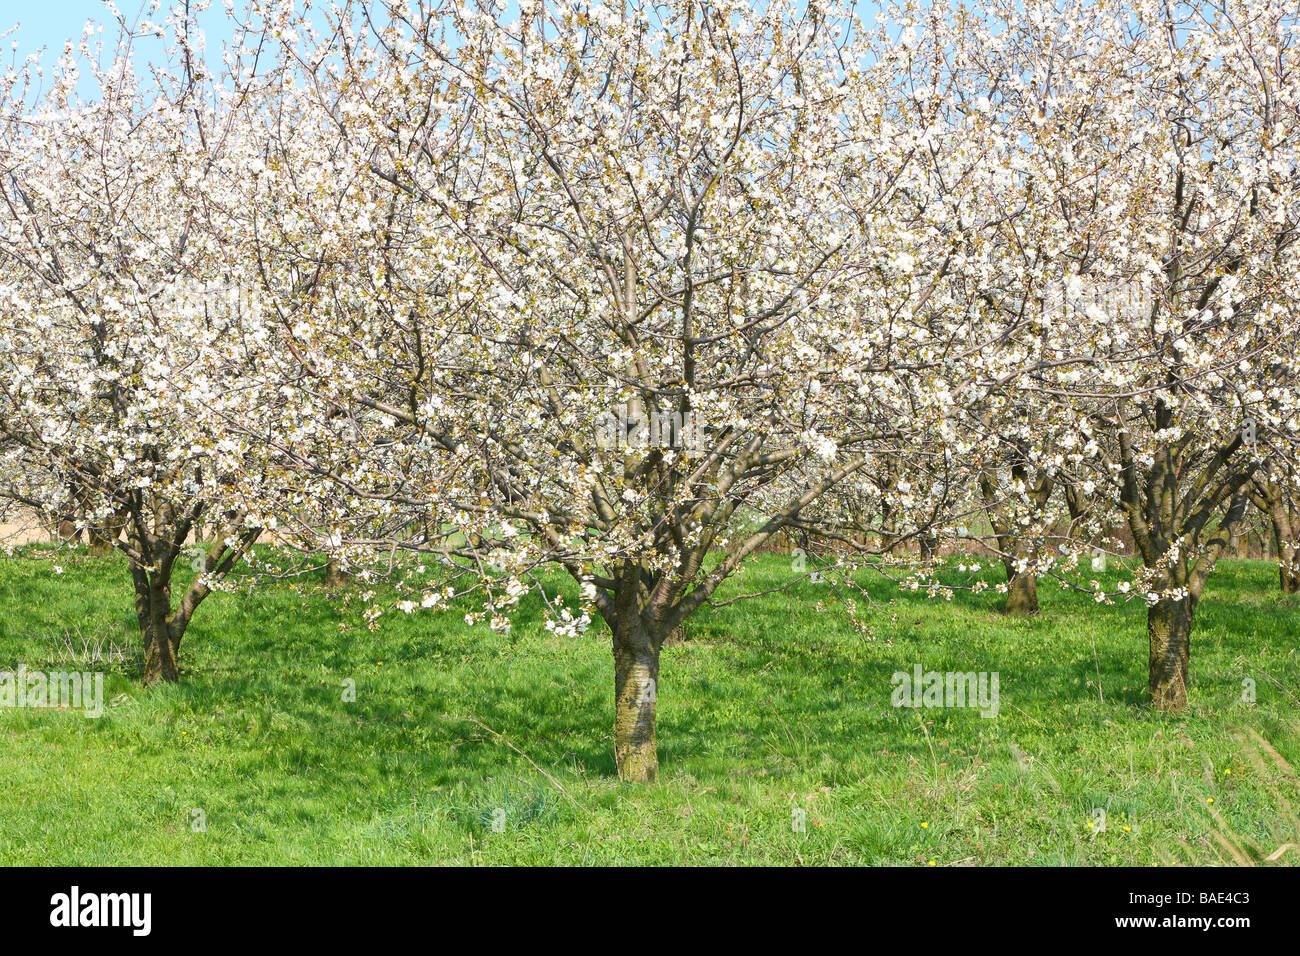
left=324, top=558, right=352, bottom=587
left=979, top=467, right=1045, bottom=617
left=1148, top=597, right=1193, bottom=711
left=142, top=621, right=179, bottom=685
left=879, top=497, right=897, bottom=555
left=1282, top=563, right=1300, bottom=594
left=1269, top=514, right=1300, bottom=593
left=136, top=571, right=180, bottom=685
left=613, top=620, right=660, bottom=784
left=1004, top=566, right=1039, bottom=615
left=919, top=532, right=938, bottom=562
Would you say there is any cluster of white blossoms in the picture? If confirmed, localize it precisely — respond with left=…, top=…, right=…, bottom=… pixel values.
left=0, top=0, right=1296, bottom=768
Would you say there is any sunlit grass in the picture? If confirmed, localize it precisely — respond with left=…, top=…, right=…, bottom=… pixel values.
left=1, top=549, right=1297, bottom=865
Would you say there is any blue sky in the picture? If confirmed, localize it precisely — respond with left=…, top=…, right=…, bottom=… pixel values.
left=3, top=1, right=237, bottom=50
left=2, top=0, right=128, bottom=46
left=3, top=1, right=238, bottom=55
left=2, top=0, right=243, bottom=101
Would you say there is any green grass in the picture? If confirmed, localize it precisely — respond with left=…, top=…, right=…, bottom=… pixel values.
left=1, top=549, right=1298, bottom=865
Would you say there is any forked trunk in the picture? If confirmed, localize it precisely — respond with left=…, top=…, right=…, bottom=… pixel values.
left=613, top=621, right=660, bottom=784
left=1148, top=597, right=1193, bottom=711
left=136, top=572, right=181, bottom=685
left=126, top=521, right=253, bottom=688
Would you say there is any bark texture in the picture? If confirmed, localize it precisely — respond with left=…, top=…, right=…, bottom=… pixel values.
left=1147, top=596, right=1193, bottom=711
left=1003, top=562, right=1039, bottom=616
left=324, top=558, right=352, bottom=588
left=613, top=618, right=660, bottom=784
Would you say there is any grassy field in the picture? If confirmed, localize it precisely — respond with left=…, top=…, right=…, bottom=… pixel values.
left=1, top=549, right=1298, bottom=866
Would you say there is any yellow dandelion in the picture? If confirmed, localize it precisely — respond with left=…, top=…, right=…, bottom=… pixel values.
left=920, top=822, right=929, bottom=829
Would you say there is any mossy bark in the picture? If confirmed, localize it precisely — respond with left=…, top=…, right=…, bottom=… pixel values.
left=613, top=621, right=660, bottom=784
left=132, top=553, right=200, bottom=686
left=1148, top=596, right=1192, bottom=711
left=1003, top=560, right=1039, bottom=616
left=1282, top=563, right=1300, bottom=594
left=138, top=573, right=180, bottom=685
left=1268, top=511, right=1300, bottom=593
left=142, top=621, right=180, bottom=685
